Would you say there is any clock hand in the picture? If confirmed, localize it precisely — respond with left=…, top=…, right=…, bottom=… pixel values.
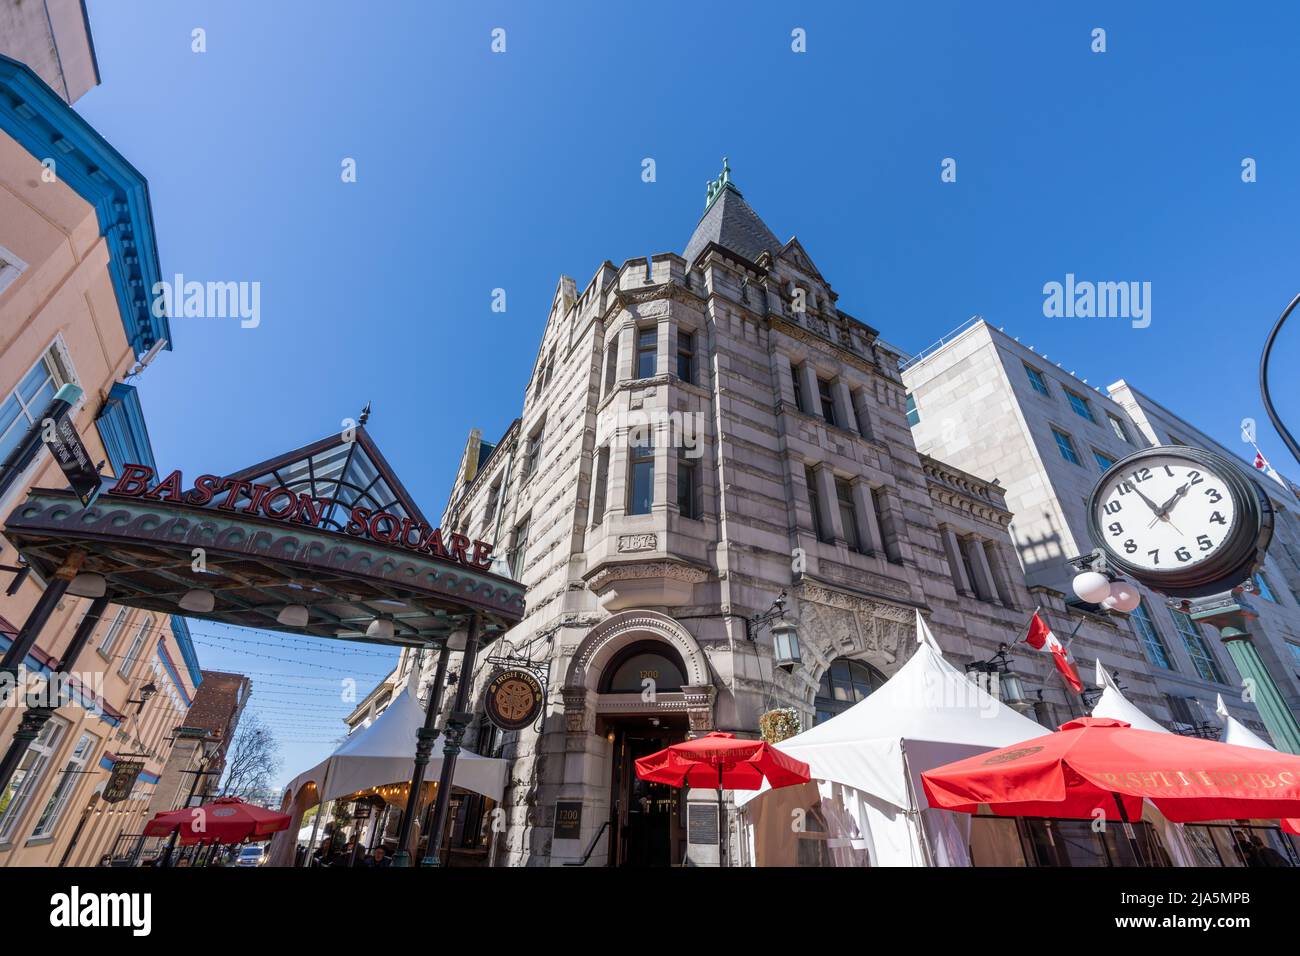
left=1147, top=484, right=1191, bottom=528
left=1128, top=481, right=1163, bottom=517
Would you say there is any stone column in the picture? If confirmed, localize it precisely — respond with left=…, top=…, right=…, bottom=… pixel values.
left=983, top=542, right=1017, bottom=607
left=814, top=466, right=845, bottom=542
left=942, top=527, right=973, bottom=596
left=965, top=536, right=999, bottom=603
left=798, top=363, right=821, bottom=417
left=851, top=388, right=874, bottom=440
left=851, top=480, right=882, bottom=554
left=832, top=380, right=857, bottom=433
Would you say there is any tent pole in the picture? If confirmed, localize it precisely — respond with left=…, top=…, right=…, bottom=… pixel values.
left=901, top=742, right=936, bottom=867
left=305, top=762, right=331, bottom=864
left=1111, top=792, right=1148, bottom=867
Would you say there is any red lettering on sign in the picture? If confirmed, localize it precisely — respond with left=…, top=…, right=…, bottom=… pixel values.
left=345, top=507, right=371, bottom=536
left=141, top=469, right=184, bottom=502
left=472, top=540, right=494, bottom=570
left=216, top=478, right=253, bottom=511
left=242, top=483, right=273, bottom=515
left=261, top=488, right=298, bottom=520
left=296, top=495, right=329, bottom=527
left=186, top=474, right=222, bottom=506
left=448, top=533, right=471, bottom=565
left=109, top=464, right=154, bottom=496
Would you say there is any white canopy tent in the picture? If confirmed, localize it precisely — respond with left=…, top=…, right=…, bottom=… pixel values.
left=738, top=612, right=1046, bottom=866
left=1216, top=693, right=1275, bottom=751
left=1089, top=660, right=1170, bottom=733
left=266, top=685, right=507, bottom=866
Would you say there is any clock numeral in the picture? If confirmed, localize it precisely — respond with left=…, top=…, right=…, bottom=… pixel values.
left=1117, top=482, right=1133, bottom=496
left=1197, top=534, right=1213, bottom=552
left=1187, top=470, right=1203, bottom=485
left=1132, top=468, right=1151, bottom=483
left=1174, top=547, right=1191, bottom=562
left=1163, top=465, right=1175, bottom=478
left=1205, top=488, right=1222, bottom=503
left=1123, top=539, right=1137, bottom=554
left=1107, top=521, right=1123, bottom=536
left=1147, top=549, right=1160, bottom=565
left=1209, top=511, right=1226, bottom=525
left=1103, top=501, right=1122, bottom=515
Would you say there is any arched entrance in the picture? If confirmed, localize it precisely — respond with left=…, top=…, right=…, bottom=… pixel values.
left=561, top=611, right=714, bottom=867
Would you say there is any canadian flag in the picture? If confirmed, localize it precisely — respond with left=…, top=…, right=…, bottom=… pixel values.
left=1025, top=612, right=1083, bottom=693
left=1254, top=450, right=1269, bottom=471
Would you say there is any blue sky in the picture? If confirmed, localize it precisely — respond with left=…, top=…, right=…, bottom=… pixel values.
left=76, top=1, right=1300, bottom=788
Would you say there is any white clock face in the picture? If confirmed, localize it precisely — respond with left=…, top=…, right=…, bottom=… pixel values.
left=1095, top=454, right=1237, bottom=573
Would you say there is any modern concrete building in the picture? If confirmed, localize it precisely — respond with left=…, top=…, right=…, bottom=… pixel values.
left=901, top=318, right=1300, bottom=740
left=0, top=52, right=201, bottom=866
left=0, top=0, right=99, bottom=104
left=411, top=165, right=1141, bottom=867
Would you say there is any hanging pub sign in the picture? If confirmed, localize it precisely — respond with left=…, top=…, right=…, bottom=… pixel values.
left=484, top=667, right=545, bottom=731
left=352, top=800, right=372, bottom=820
left=102, top=759, right=145, bottom=804
left=106, top=464, right=495, bottom=570
left=43, top=416, right=102, bottom=508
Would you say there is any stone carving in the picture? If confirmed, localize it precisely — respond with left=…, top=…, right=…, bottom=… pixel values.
left=617, top=533, right=658, bottom=553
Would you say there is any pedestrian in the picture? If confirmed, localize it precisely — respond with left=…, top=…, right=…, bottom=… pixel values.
left=1247, top=834, right=1290, bottom=867
left=367, top=846, right=391, bottom=867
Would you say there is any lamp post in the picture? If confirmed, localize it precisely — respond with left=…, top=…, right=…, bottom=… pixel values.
left=964, top=644, right=1030, bottom=711
left=160, top=747, right=217, bottom=867
left=745, top=591, right=801, bottom=671
left=422, top=614, right=484, bottom=867
left=391, top=635, right=453, bottom=868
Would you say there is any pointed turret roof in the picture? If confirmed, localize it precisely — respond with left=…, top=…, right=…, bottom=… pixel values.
left=683, top=158, right=782, bottom=266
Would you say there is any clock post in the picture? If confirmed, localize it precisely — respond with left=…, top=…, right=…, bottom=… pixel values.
left=1186, top=590, right=1300, bottom=754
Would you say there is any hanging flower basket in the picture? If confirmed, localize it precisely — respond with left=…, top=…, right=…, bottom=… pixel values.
left=759, top=708, right=800, bottom=745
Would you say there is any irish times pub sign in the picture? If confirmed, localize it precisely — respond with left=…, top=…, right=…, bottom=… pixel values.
left=109, top=464, right=495, bottom=570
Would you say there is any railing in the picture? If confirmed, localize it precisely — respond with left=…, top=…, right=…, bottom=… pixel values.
left=562, top=820, right=610, bottom=867
left=898, top=315, right=984, bottom=372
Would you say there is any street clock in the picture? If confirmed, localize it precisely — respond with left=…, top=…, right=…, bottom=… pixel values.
left=1086, top=446, right=1273, bottom=598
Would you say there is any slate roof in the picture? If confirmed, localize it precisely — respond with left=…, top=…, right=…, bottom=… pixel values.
left=683, top=183, right=783, bottom=266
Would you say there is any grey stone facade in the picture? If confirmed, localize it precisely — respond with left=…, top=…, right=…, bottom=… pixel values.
left=412, top=180, right=1135, bottom=867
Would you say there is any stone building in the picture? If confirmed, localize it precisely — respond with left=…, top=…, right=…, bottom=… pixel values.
left=416, top=165, right=1135, bottom=867
left=901, top=318, right=1300, bottom=739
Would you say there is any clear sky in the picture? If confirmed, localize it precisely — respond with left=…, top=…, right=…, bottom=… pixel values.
left=75, top=0, right=1300, bottom=789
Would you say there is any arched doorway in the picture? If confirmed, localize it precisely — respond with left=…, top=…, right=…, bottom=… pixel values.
left=560, top=611, right=714, bottom=868
left=814, top=657, right=886, bottom=726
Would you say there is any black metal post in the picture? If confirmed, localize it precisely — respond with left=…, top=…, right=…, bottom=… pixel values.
left=1111, top=792, right=1148, bottom=867
left=0, top=383, right=82, bottom=504
left=391, top=638, right=452, bottom=867
left=1260, top=292, right=1300, bottom=467
left=0, top=559, right=87, bottom=796
left=160, top=759, right=212, bottom=867
left=423, top=615, right=482, bottom=867
left=716, top=764, right=727, bottom=868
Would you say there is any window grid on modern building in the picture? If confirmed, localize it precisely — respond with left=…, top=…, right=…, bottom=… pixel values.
left=1168, top=609, right=1225, bottom=683
left=1130, top=600, right=1174, bottom=670
left=1024, top=363, right=1050, bottom=396
left=905, top=392, right=919, bottom=427
left=1051, top=426, right=1081, bottom=466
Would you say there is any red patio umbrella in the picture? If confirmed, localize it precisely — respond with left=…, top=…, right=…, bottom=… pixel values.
left=635, top=732, right=810, bottom=866
left=922, top=717, right=1300, bottom=863
left=145, top=796, right=292, bottom=846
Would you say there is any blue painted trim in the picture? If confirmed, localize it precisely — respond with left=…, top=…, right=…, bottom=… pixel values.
left=98, top=754, right=160, bottom=785
left=154, top=635, right=195, bottom=707
left=0, top=634, right=122, bottom=728
left=95, top=382, right=157, bottom=473
left=0, top=54, right=169, bottom=354
left=169, top=615, right=203, bottom=689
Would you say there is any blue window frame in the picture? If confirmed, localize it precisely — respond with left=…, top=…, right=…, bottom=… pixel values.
left=905, top=393, right=920, bottom=427
left=1092, top=449, right=1116, bottom=471
left=1065, top=390, right=1096, bottom=423
left=1051, top=427, right=1081, bottom=466
left=1254, top=573, right=1277, bottom=602
left=1024, top=364, right=1050, bottom=396
left=1129, top=600, right=1173, bottom=670
left=1168, top=609, right=1225, bottom=684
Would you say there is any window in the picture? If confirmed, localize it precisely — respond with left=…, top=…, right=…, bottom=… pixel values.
left=118, top=614, right=153, bottom=678
left=544, top=346, right=556, bottom=386
left=805, top=466, right=828, bottom=542
left=0, top=345, right=72, bottom=465
left=814, top=658, right=885, bottom=725
left=1065, top=389, right=1096, bottom=423
left=817, top=378, right=837, bottom=426
left=601, top=642, right=687, bottom=694
left=676, top=331, right=696, bottom=384
left=1092, top=449, right=1116, bottom=471
left=98, top=607, right=130, bottom=656
left=791, top=363, right=807, bottom=412
left=1287, top=643, right=1300, bottom=673
left=1130, top=600, right=1173, bottom=670
left=591, top=446, right=609, bottom=526
left=627, top=436, right=655, bottom=515
left=636, top=327, right=657, bottom=379
left=1168, top=609, right=1225, bottom=683
left=524, top=421, right=545, bottom=480
left=905, top=392, right=920, bottom=427
left=0, top=717, right=65, bottom=841
left=1108, top=414, right=1131, bottom=444
left=508, top=516, right=530, bottom=579
left=32, top=732, right=96, bottom=838
left=1254, top=573, right=1277, bottom=602
left=1024, top=364, right=1050, bottom=397
left=1051, top=427, right=1081, bottom=466
left=0, top=243, right=28, bottom=296
left=835, top=478, right=860, bottom=551
left=603, top=339, right=619, bottom=396
left=676, top=448, right=700, bottom=519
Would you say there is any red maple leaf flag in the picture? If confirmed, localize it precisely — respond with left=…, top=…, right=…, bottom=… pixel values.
left=1254, top=451, right=1268, bottom=471
left=1025, top=612, right=1083, bottom=693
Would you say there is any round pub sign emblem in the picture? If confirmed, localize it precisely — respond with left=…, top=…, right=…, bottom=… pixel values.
left=486, top=668, right=544, bottom=731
